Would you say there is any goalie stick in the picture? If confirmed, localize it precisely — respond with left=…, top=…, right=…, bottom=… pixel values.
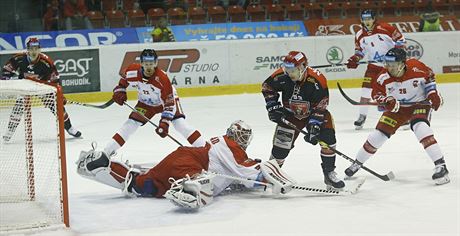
left=281, top=118, right=395, bottom=181
left=123, top=101, right=184, bottom=147
left=336, top=82, right=431, bottom=106
left=212, top=172, right=365, bottom=196
left=67, top=99, right=115, bottom=109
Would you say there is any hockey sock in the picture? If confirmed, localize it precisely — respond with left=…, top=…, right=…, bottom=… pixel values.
left=413, top=122, right=444, bottom=163
left=356, top=130, right=388, bottom=163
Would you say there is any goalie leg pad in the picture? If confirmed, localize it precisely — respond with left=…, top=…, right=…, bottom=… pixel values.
left=260, top=159, right=296, bottom=194
left=164, top=172, right=214, bottom=209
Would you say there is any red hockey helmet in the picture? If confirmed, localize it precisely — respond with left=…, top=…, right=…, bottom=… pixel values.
left=26, top=37, right=40, bottom=48
left=283, top=51, right=308, bottom=81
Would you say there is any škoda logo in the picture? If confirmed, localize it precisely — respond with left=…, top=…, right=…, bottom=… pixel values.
left=119, top=49, right=200, bottom=75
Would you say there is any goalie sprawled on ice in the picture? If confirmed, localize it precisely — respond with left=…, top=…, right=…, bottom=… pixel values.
left=76, top=120, right=300, bottom=209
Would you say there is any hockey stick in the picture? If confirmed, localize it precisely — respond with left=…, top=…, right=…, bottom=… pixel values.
left=67, top=99, right=115, bottom=109
left=311, top=60, right=377, bottom=69
left=336, top=82, right=431, bottom=106
left=123, top=101, right=184, bottom=147
left=212, top=172, right=364, bottom=195
left=280, top=118, right=395, bottom=181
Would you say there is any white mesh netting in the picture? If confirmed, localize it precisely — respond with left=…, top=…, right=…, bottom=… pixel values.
left=0, top=80, right=66, bottom=232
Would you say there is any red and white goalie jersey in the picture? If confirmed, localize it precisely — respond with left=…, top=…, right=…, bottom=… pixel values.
left=119, top=63, right=175, bottom=113
left=207, top=135, right=260, bottom=194
left=372, top=59, right=436, bottom=103
left=354, top=22, right=405, bottom=65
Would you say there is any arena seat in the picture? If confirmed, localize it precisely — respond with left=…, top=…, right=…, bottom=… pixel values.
left=127, top=9, right=146, bottom=27
left=87, top=11, right=105, bottom=29
left=267, top=4, right=285, bottom=21
left=227, top=5, right=246, bottom=22
left=246, top=4, right=266, bottom=22
left=147, top=8, right=166, bottom=26
left=105, top=10, right=125, bottom=28
left=167, top=7, right=187, bottom=25
left=208, top=5, right=227, bottom=23
left=188, top=6, right=207, bottom=24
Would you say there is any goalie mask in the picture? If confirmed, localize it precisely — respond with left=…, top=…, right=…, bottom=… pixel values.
left=283, top=51, right=308, bottom=82
left=226, top=120, right=253, bottom=150
left=140, top=49, right=158, bottom=76
left=384, top=48, right=407, bottom=78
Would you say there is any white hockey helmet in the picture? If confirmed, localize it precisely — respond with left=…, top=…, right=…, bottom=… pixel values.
left=226, top=120, right=253, bottom=150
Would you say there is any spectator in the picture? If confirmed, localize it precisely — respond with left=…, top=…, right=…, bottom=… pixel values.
left=85, top=0, right=102, bottom=11
left=43, top=0, right=61, bottom=31
left=151, top=17, right=175, bottom=42
left=63, top=0, right=93, bottom=30
left=419, top=6, right=441, bottom=32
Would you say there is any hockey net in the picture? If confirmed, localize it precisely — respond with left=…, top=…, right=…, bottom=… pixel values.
left=0, top=79, right=69, bottom=233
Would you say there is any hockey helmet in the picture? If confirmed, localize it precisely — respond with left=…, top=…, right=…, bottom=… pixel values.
left=360, top=9, right=376, bottom=31
left=26, top=37, right=40, bottom=48
left=384, top=48, right=407, bottom=77
left=226, top=120, right=253, bottom=150
left=26, top=38, right=41, bottom=61
left=140, top=49, right=158, bottom=75
left=283, top=51, right=308, bottom=81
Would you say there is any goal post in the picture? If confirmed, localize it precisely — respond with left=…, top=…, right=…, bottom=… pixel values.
left=0, top=79, right=69, bottom=232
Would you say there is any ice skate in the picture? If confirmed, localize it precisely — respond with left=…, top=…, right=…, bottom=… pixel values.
left=345, top=161, right=363, bottom=177
left=354, top=114, right=366, bottom=130
left=324, top=171, right=345, bottom=189
left=66, top=126, right=82, bottom=138
left=432, top=164, right=450, bottom=185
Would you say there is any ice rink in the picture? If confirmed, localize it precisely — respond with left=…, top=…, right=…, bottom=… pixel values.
left=18, top=84, right=460, bottom=235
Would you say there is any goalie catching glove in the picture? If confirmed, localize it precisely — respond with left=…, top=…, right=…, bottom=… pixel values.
left=260, top=159, right=296, bottom=194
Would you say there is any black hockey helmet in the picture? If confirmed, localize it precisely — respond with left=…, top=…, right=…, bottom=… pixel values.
left=384, top=48, right=407, bottom=62
left=140, top=49, right=158, bottom=62
left=360, top=9, right=376, bottom=21
left=384, top=48, right=407, bottom=77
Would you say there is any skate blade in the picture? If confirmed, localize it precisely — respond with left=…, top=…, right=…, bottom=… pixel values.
left=434, top=175, right=450, bottom=185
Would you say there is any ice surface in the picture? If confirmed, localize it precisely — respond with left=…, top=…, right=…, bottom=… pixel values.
left=15, top=84, right=460, bottom=236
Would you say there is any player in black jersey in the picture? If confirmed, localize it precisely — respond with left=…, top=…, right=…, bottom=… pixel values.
left=1, top=38, right=81, bottom=141
left=262, top=51, right=345, bottom=189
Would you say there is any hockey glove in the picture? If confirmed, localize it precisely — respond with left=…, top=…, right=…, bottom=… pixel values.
left=155, top=118, right=170, bottom=138
left=427, top=91, right=443, bottom=111
left=377, top=96, right=400, bottom=113
left=266, top=101, right=286, bottom=123
left=304, top=122, right=321, bottom=145
left=346, top=55, right=361, bottom=69
left=112, top=86, right=127, bottom=106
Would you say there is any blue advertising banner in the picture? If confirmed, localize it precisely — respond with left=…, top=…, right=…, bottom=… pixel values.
left=136, top=21, right=308, bottom=43
left=0, top=28, right=139, bottom=51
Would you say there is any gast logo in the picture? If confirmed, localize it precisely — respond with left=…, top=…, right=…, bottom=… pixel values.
left=120, top=49, right=200, bottom=75
left=405, top=38, right=423, bottom=59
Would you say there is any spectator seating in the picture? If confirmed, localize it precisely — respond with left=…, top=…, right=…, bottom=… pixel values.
left=324, top=2, right=343, bottom=19
left=167, top=7, right=187, bottom=25
left=286, top=3, right=304, bottom=20
left=102, top=0, right=118, bottom=11
left=380, top=0, right=397, bottom=17
left=267, top=4, right=284, bottom=21
left=148, top=8, right=166, bottom=26
left=105, top=10, right=125, bottom=28
left=304, top=2, right=324, bottom=20
left=432, top=0, right=453, bottom=15
left=87, top=10, right=105, bottom=29
left=127, top=9, right=145, bottom=27
left=246, top=4, right=266, bottom=22
left=188, top=6, right=207, bottom=24
left=342, top=1, right=360, bottom=19
left=208, top=5, right=227, bottom=23
left=228, top=5, right=246, bottom=22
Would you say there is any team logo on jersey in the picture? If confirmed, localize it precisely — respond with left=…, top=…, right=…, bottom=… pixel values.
left=326, top=46, right=343, bottom=64
left=405, top=39, right=424, bottom=59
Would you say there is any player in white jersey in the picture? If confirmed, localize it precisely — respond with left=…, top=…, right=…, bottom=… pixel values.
left=344, top=48, right=449, bottom=185
left=76, top=120, right=296, bottom=209
left=346, top=10, right=406, bottom=129
left=105, top=49, right=206, bottom=156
